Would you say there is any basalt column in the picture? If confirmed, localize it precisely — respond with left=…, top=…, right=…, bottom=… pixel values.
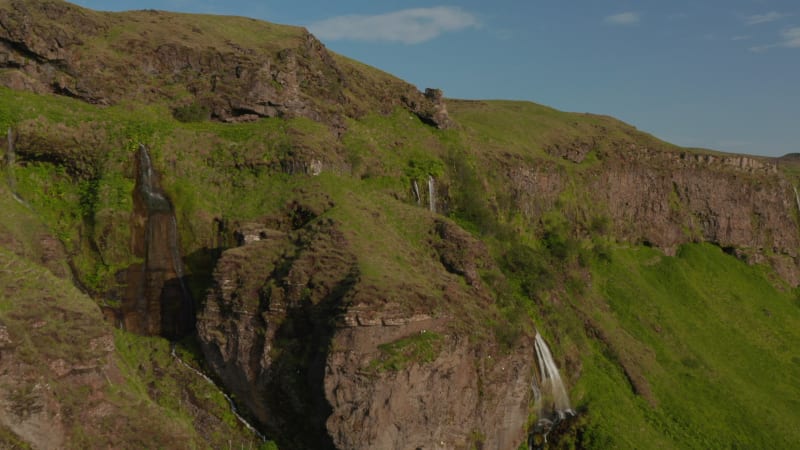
left=119, top=145, right=194, bottom=338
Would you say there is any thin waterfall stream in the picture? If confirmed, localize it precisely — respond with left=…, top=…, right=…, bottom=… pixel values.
left=793, top=186, right=800, bottom=215
left=117, top=145, right=194, bottom=337
left=412, top=179, right=421, bottom=205
left=428, top=175, right=436, bottom=213
left=170, top=344, right=266, bottom=442
left=528, top=332, right=575, bottom=449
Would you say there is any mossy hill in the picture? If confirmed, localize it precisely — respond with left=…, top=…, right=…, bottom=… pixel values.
left=1, top=1, right=799, bottom=449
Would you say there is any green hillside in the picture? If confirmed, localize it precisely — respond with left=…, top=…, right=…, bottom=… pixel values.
left=563, top=243, right=800, bottom=448
left=1, top=2, right=799, bottom=448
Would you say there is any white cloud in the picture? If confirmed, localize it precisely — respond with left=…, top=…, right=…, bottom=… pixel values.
left=604, top=12, right=640, bottom=25
left=308, top=7, right=479, bottom=44
left=744, top=11, right=787, bottom=25
left=748, top=27, right=800, bottom=52
left=782, top=27, right=800, bottom=47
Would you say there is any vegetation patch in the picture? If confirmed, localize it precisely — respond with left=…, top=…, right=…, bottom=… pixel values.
left=172, top=102, right=211, bottom=123
left=369, top=331, right=444, bottom=372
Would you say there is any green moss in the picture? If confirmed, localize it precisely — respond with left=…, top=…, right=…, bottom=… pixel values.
left=113, top=331, right=265, bottom=448
left=369, top=331, right=444, bottom=372
left=173, top=102, right=211, bottom=123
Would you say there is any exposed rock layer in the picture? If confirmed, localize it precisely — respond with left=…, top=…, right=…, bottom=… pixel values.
left=0, top=0, right=452, bottom=127
left=506, top=140, right=800, bottom=284
left=198, top=210, right=532, bottom=449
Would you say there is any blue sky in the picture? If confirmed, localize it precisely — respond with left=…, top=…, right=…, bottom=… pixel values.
left=70, top=1, right=799, bottom=156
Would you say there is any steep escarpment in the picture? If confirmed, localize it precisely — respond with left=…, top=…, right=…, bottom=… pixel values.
left=0, top=0, right=451, bottom=127
left=597, top=148, right=798, bottom=280
left=1, top=2, right=799, bottom=449
left=197, top=194, right=533, bottom=449
left=509, top=146, right=798, bottom=280
left=0, top=186, right=263, bottom=449
left=450, top=100, right=800, bottom=285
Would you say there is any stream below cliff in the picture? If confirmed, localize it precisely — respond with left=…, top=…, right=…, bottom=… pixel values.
left=170, top=344, right=267, bottom=442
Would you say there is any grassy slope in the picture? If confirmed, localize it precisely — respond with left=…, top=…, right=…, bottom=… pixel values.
left=1, top=10, right=799, bottom=444
left=565, top=243, right=800, bottom=449
left=446, top=102, right=800, bottom=448
left=0, top=184, right=266, bottom=448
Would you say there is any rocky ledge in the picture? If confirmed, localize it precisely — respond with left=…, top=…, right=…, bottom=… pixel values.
left=197, top=208, right=532, bottom=449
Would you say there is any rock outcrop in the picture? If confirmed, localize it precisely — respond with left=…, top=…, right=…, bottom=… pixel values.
left=0, top=249, right=213, bottom=449
left=0, top=0, right=452, bottom=127
left=505, top=138, right=800, bottom=284
left=198, top=205, right=532, bottom=449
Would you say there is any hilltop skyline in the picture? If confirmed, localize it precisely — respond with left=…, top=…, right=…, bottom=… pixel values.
left=70, top=0, right=800, bottom=156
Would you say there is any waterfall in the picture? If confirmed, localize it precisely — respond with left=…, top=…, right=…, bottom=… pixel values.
left=139, top=144, right=193, bottom=334
left=412, top=179, right=421, bottom=205
left=793, top=186, right=800, bottom=215
left=529, top=332, right=574, bottom=449
left=171, top=345, right=266, bottom=442
left=169, top=214, right=195, bottom=326
left=533, top=332, right=573, bottom=417
left=123, top=145, right=194, bottom=337
left=428, top=175, right=436, bottom=213
left=138, top=144, right=171, bottom=212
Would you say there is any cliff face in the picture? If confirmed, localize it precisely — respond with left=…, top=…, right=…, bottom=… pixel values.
left=0, top=182, right=271, bottom=449
left=197, top=202, right=532, bottom=449
left=495, top=118, right=800, bottom=285
left=2, top=2, right=800, bottom=449
left=0, top=0, right=451, bottom=127
left=598, top=149, right=798, bottom=282
left=325, top=326, right=531, bottom=450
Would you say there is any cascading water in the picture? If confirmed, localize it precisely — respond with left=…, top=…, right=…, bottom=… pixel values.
left=138, top=144, right=171, bottom=212
left=118, top=145, right=194, bottom=338
left=793, top=186, right=800, bottom=214
left=170, top=345, right=266, bottom=442
left=169, top=212, right=196, bottom=329
left=428, top=175, right=436, bottom=213
left=529, top=332, right=575, bottom=449
left=412, top=179, right=421, bottom=205
left=533, top=332, right=573, bottom=416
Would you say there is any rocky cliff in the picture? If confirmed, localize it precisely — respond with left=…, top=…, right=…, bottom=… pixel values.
left=0, top=0, right=451, bottom=127
left=197, top=197, right=532, bottom=449
left=0, top=185, right=264, bottom=449
left=455, top=101, right=800, bottom=285
left=1, top=2, right=799, bottom=450
left=508, top=145, right=799, bottom=281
